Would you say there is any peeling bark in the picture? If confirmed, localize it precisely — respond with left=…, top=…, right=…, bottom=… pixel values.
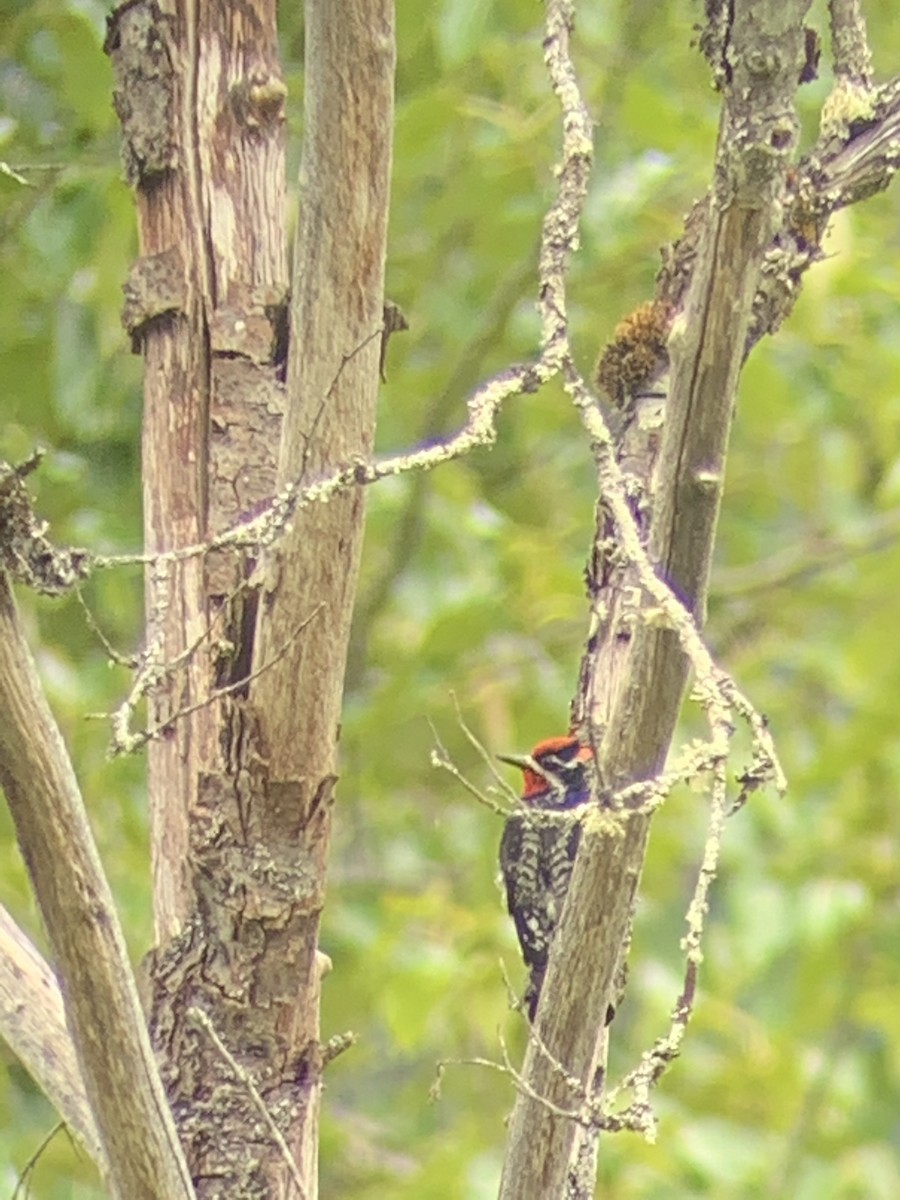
left=107, top=0, right=394, bottom=1192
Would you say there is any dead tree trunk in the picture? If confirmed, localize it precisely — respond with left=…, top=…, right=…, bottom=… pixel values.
left=106, top=0, right=394, bottom=1194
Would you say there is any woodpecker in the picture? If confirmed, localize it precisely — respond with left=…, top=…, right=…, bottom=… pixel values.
left=498, top=735, right=594, bottom=1021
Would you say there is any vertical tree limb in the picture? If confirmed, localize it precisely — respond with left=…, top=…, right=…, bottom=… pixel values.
left=499, top=3, right=811, bottom=1196
left=251, top=0, right=395, bottom=772
left=829, top=0, right=873, bottom=86
left=244, top=0, right=395, bottom=1193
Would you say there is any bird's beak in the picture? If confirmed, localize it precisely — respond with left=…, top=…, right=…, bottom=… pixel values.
left=497, top=752, right=535, bottom=770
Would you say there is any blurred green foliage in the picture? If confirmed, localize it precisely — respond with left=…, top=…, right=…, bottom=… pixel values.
left=2, top=0, right=900, bottom=1196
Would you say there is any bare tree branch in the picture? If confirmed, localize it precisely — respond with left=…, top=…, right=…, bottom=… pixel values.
left=828, top=0, right=873, bottom=87
left=0, top=904, right=105, bottom=1173
left=0, top=571, right=193, bottom=1200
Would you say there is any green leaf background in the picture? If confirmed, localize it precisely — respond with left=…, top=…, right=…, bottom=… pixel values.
left=2, top=0, right=900, bottom=1196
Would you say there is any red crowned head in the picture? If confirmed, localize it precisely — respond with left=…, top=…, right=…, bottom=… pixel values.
left=498, top=735, right=594, bottom=809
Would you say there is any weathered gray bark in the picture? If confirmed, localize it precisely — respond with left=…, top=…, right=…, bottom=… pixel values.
left=106, top=0, right=290, bottom=941
left=107, top=0, right=394, bottom=1194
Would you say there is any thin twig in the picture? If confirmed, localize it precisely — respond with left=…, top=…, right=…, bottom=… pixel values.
left=94, top=362, right=535, bottom=574
left=103, top=605, right=324, bottom=755
left=187, top=1007, right=307, bottom=1200
left=75, top=588, right=138, bottom=668
left=11, top=1123, right=67, bottom=1200
left=449, top=691, right=521, bottom=800
left=428, top=722, right=513, bottom=818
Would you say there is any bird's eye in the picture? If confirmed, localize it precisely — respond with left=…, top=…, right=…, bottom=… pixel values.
left=541, top=755, right=565, bottom=772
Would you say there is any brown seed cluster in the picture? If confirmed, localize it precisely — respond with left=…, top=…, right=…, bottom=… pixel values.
left=595, top=299, right=672, bottom=407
